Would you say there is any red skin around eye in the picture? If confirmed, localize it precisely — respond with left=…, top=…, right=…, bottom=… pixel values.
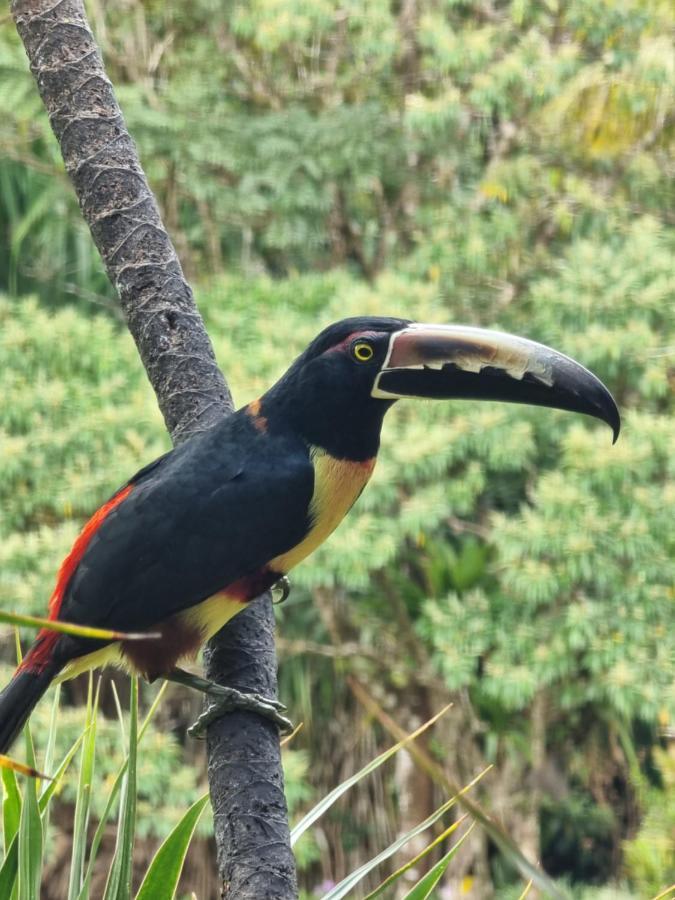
left=328, top=331, right=381, bottom=355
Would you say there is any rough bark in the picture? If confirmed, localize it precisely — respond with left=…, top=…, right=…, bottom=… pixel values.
left=10, top=2, right=297, bottom=896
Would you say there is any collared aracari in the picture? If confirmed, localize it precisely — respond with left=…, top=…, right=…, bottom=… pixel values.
left=0, top=317, right=619, bottom=751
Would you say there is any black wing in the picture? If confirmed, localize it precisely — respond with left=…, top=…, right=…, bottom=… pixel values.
left=60, top=412, right=313, bottom=632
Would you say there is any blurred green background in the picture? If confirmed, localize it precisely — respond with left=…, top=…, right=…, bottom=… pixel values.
left=0, top=0, right=673, bottom=896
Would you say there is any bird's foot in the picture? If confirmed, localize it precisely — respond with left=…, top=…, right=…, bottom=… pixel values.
left=165, top=667, right=294, bottom=738
left=272, top=575, right=291, bottom=604
left=187, top=685, right=294, bottom=739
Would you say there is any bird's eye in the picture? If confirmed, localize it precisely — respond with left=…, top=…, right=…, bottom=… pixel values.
left=352, top=340, right=374, bottom=362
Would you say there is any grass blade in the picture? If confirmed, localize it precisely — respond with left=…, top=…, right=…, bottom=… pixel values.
left=110, top=681, right=127, bottom=744
left=323, top=767, right=490, bottom=900
left=68, top=676, right=100, bottom=900
left=650, top=885, right=675, bottom=900
left=103, top=677, right=139, bottom=900
left=0, top=765, right=21, bottom=900
left=0, top=727, right=87, bottom=898
left=291, top=703, right=452, bottom=847
left=39, top=730, right=88, bottom=813
left=40, top=685, right=62, bottom=840
left=0, top=838, right=19, bottom=900
left=135, top=793, right=209, bottom=900
left=348, top=677, right=568, bottom=900
left=364, top=815, right=468, bottom=899
left=0, top=610, right=160, bottom=642
left=42, top=685, right=61, bottom=782
left=77, top=682, right=168, bottom=900
left=17, top=725, right=43, bottom=900
left=280, top=721, right=304, bottom=747
left=401, top=822, right=476, bottom=900
left=0, top=756, right=50, bottom=781
left=1, top=766, right=22, bottom=851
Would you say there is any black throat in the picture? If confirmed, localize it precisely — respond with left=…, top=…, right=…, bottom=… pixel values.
left=261, top=377, right=392, bottom=461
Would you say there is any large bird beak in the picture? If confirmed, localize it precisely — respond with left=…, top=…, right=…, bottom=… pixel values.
left=372, top=324, right=620, bottom=442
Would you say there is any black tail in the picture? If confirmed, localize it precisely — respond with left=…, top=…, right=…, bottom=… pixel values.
left=0, top=659, right=61, bottom=754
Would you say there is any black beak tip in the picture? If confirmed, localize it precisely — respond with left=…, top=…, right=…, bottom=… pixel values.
left=611, top=412, right=621, bottom=445
left=610, top=413, right=621, bottom=445
left=598, top=391, right=621, bottom=444
left=568, top=362, right=620, bottom=444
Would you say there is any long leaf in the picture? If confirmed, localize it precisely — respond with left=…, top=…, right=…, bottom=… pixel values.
left=364, top=815, right=468, bottom=899
left=291, top=703, right=452, bottom=847
left=322, top=767, right=490, bottom=900
left=0, top=837, right=19, bottom=900
left=402, top=822, right=476, bottom=900
left=650, top=885, right=675, bottom=900
left=1, top=766, right=21, bottom=851
left=280, top=721, right=304, bottom=747
left=0, top=728, right=87, bottom=898
left=103, top=677, right=139, bottom=900
left=17, top=725, right=42, bottom=900
left=39, top=730, right=88, bottom=813
left=43, top=685, right=61, bottom=779
left=68, top=676, right=100, bottom=900
left=77, top=682, right=168, bottom=900
left=0, top=756, right=50, bottom=781
left=135, top=793, right=210, bottom=900
left=0, top=610, right=159, bottom=642
left=0, top=765, right=21, bottom=900
left=40, top=685, right=62, bottom=840
left=348, top=678, right=568, bottom=899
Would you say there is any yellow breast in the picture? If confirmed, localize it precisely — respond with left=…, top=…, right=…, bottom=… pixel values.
left=270, top=447, right=376, bottom=573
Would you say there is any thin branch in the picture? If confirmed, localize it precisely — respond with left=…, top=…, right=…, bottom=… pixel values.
left=10, top=1, right=297, bottom=896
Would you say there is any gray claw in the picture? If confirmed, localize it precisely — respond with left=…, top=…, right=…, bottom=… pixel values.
left=207, top=684, right=287, bottom=713
left=272, top=575, right=291, bottom=604
left=187, top=690, right=294, bottom=738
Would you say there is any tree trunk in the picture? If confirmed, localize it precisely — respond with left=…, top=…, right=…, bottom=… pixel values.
left=10, top=2, right=297, bottom=896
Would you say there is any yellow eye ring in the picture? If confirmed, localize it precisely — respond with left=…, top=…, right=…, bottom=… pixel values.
left=353, top=341, right=374, bottom=362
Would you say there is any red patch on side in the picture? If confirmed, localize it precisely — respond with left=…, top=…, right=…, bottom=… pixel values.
left=225, top=569, right=281, bottom=601
left=18, top=630, right=60, bottom=674
left=19, top=484, right=134, bottom=674
left=48, top=484, right=133, bottom=620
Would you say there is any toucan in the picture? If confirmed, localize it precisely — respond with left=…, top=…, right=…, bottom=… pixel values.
left=0, top=317, right=619, bottom=751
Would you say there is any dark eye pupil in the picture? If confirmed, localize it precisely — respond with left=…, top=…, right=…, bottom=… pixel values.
left=354, top=342, right=373, bottom=361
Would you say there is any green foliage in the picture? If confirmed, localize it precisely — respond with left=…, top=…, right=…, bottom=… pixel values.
left=623, top=747, right=675, bottom=896
left=0, top=674, right=490, bottom=900
left=0, top=222, right=673, bottom=887
left=323, top=791, right=481, bottom=900
left=0, top=0, right=672, bottom=293
left=0, top=677, right=209, bottom=899
left=68, top=679, right=99, bottom=900
left=135, top=792, right=209, bottom=900
left=17, top=727, right=41, bottom=900
left=292, top=706, right=451, bottom=848
left=401, top=823, right=475, bottom=900
left=104, top=678, right=139, bottom=900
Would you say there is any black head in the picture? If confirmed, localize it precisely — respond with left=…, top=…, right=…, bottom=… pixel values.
left=261, top=317, right=620, bottom=461
left=262, top=317, right=409, bottom=459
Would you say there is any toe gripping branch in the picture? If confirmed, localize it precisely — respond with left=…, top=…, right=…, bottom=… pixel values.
left=165, top=668, right=294, bottom=738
